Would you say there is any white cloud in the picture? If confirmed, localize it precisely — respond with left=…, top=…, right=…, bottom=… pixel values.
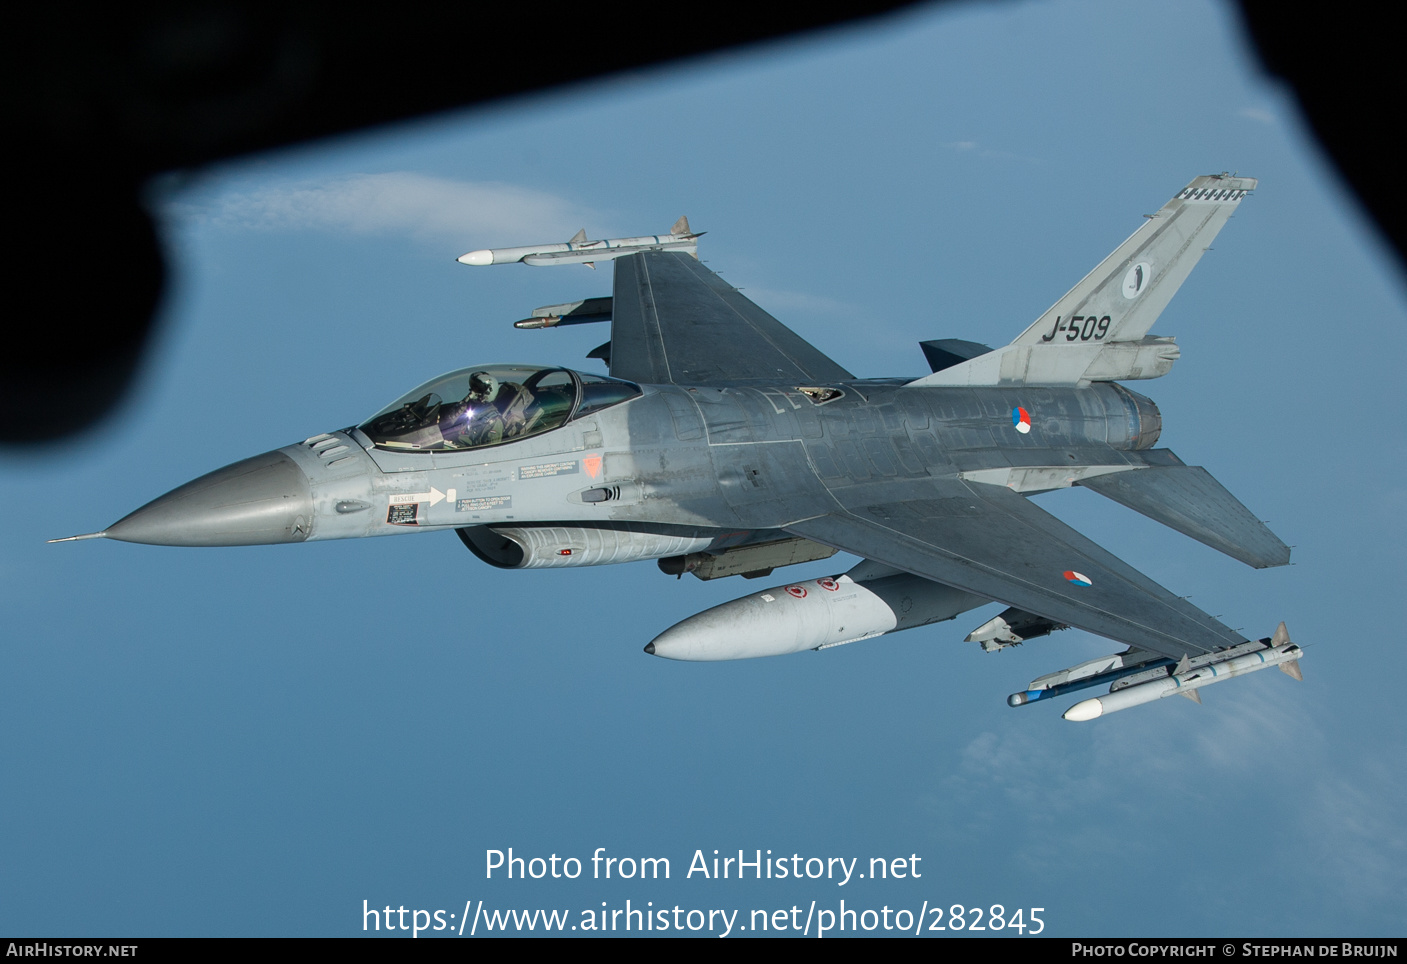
left=1299, top=756, right=1407, bottom=913
left=923, top=672, right=1407, bottom=923
left=171, top=172, right=596, bottom=246
left=927, top=683, right=1319, bottom=856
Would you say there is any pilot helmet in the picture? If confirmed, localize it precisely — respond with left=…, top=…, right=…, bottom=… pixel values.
left=467, top=371, right=499, bottom=400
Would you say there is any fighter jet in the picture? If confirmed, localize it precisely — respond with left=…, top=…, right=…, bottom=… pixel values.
left=54, top=175, right=1302, bottom=721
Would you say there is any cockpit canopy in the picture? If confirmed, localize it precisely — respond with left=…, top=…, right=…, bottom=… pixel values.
left=360, top=365, right=640, bottom=452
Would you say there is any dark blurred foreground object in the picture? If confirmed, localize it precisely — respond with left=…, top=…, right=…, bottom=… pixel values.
left=1234, top=0, right=1405, bottom=266
left=3, top=1, right=1401, bottom=445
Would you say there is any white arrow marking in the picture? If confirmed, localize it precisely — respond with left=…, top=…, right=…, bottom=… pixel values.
left=388, top=487, right=445, bottom=507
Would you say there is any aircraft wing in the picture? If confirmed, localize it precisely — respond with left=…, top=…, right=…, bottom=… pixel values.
left=608, top=251, right=854, bottom=386
left=785, top=478, right=1249, bottom=659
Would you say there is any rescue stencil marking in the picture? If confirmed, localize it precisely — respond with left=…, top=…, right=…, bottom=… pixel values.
left=583, top=455, right=603, bottom=479
left=818, top=577, right=839, bottom=591
left=1063, top=570, right=1093, bottom=587
left=456, top=495, right=512, bottom=512
left=389, top=487, right=445, bottom=506
left=519, top=460, right=578, bottom=480
left=786, top=585, right=808, bottom=599
left=1012, top=406, right=1032, bottom=434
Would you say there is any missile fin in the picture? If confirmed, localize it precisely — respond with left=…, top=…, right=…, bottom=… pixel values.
left=671, top=215, right=691, bottom=236
left=570, top=229, right=587, bottom=244
left=1174, top=655, right=1191, bottom=676
left=1271, top=621, right=1291, bottom=647
left=1279, top=659, right=1304, bottom=681
left=1179, top=688, right=1203, bottom=704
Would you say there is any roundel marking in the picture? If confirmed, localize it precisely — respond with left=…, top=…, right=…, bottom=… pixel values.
left=785, top=585, right=808, bottom=599
left=1063, top=570, right=1093, bottom=587
left=1122, top=262, right=1152, bottom=299
left=1012, top=406, right=1032, bottom=434
left=817, top=577, right=839, bottom=591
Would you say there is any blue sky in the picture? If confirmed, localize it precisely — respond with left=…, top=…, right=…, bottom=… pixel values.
left=4, top=0, right=1405, bottom=936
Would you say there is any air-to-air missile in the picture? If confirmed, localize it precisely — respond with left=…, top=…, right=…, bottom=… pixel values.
left=1000, top=623, right=1303, bottom=721
left=1060, top=624, right=1302, bottom=721
left=457, top=217, right=700, bottom=268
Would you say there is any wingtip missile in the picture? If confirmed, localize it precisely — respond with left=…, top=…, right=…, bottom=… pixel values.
left=1062, top=634, right=1302, bottom=721
left=457, top=221, right=701, bottom=267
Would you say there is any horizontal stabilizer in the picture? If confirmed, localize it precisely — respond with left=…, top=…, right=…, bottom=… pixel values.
left=920, top=339, right=993, bottom=373
left=1078, top=458, right=1290, bottom=569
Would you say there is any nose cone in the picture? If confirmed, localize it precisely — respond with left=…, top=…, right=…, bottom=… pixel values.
left=105, top=450, right=314, bottom=546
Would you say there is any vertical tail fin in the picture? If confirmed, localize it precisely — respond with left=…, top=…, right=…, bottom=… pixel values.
left=908, top=174, right=1256, bottom=387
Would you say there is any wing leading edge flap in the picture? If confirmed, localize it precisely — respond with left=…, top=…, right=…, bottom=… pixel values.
left=1078, top=461, right=1290, bottom=569
left=609, top=251, right=853, bottom=386
left=784, top=478, right=1248, bottom=660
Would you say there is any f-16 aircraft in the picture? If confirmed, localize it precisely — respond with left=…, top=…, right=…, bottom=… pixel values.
left=54, top=175, right=1302, bottom=721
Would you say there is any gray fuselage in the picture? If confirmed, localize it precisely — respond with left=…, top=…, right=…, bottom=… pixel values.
left=257, top=379, right=1162, bottom=562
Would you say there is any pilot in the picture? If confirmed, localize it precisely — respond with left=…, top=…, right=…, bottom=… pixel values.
left=453, top=371, right=508, bottom=446
left=440, top=370, right=534, bottom=447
